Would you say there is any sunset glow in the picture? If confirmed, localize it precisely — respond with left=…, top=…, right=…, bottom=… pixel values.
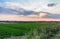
left=0, top=0, right=60, bottom=21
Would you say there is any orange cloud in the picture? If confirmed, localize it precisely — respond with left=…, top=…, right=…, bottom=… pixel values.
left=0, top=14, right=60, bottom=21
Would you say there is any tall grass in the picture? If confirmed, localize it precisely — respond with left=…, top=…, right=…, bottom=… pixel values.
left=22, top=22, right=60, bottom=39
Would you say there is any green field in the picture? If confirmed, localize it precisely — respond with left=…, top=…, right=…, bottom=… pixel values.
left=0, top=21, right=60, bottom=39
left=0, top=22, right=38, bottom=39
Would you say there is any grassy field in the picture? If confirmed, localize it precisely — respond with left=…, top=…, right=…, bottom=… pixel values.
left=0, top=21, right=60, bottom=39
left=0, top=22, right=39, bottom=39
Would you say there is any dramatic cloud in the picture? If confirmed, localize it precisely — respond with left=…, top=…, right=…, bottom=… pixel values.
left=0, top=6, right=38, bottom=16
left=0, top=0, right=60, bottom=21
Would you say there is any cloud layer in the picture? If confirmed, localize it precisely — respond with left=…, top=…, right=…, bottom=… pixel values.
left=0, top=0, right=60, bottom=21
left=0, top=0, right=60, bottom=13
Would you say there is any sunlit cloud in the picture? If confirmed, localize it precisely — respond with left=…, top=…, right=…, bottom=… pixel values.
left=0, top=0, right=60, bottom=21
left=0, top=14, right=60, bottom=21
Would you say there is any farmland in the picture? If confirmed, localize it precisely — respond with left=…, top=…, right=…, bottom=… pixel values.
left=0, top=21, right=60, bottom=39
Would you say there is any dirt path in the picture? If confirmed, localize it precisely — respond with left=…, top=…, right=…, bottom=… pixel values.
left=4, top=36, right=25, bottom=39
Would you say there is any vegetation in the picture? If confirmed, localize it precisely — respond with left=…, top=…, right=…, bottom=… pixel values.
left=0, top=21, right=60, bottom=39
left=24, top=21, right=60, bottom=39
left=0, top=22, right=38, bottom=39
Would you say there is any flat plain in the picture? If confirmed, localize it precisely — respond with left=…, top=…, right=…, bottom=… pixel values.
left=0, top=21, right=60, bottom=39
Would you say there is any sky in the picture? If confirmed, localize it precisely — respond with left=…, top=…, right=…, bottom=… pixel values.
left=0, top=0, right=60, bottom=21
left=0, top=0, right=60, bottom=13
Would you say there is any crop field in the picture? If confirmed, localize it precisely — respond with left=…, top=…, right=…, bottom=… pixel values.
left=0, top=21, right=60, bottom=39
